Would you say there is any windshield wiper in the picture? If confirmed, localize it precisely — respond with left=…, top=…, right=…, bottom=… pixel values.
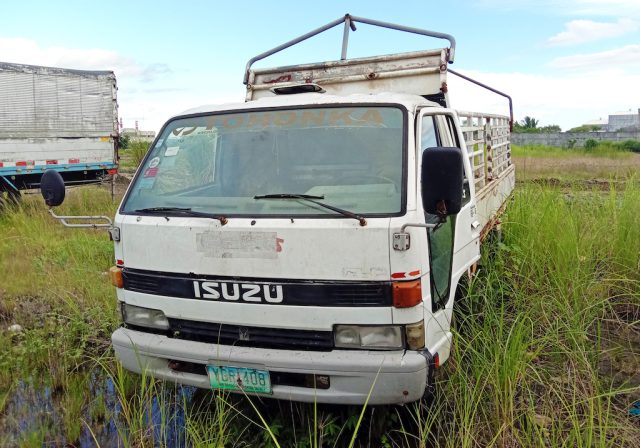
left=253, top=194, right=367, bottom=226
left=253, top=194, right=325, bottom=200
left=134, top=207, right=227, bottom=225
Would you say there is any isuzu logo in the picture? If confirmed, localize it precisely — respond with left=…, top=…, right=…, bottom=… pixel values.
left=192, top=281, right=284, bottom=303
left=239, top=327, right=250, bottom=341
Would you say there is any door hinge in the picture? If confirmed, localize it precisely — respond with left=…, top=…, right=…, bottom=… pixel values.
left=393, top=233, right=410, bottom=251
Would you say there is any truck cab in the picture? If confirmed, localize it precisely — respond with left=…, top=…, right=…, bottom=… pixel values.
left=43, top=15, right=515, bottom=405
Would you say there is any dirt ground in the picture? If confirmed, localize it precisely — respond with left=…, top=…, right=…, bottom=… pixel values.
left=513, top=153, right=640, bottom=181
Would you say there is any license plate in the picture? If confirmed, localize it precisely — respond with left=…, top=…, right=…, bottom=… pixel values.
left=207, top=365, right=272, bottom=394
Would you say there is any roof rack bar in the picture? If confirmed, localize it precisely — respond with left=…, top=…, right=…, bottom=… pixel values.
left=448, top=68, right=514, bottom=131
left=346, top=15, right=455, bottom=62
left=244, top=13, right=456, bottom=85
left=341, top=15, right=354, bottom=60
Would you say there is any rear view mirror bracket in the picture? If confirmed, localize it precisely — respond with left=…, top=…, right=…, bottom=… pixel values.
left=40, top=169, right=119, bottom=240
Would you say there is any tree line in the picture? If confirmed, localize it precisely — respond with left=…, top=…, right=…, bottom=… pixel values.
left=512, top=116, right=562, bottom=133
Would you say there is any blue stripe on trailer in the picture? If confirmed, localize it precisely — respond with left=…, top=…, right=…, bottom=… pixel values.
left=0, top=175, right=19, bottom=192
left=0, top=162, right=118, bottom=177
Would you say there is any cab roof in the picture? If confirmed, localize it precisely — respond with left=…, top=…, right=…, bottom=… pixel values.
left=176, top=92, right=441, bottom=120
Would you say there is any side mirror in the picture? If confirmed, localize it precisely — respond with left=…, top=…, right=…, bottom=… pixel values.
left=421, top=147, right=464, bottom=216
left=40, top=170, right=66, bottom=207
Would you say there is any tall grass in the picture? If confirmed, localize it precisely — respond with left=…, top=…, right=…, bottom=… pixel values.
left=512, top=143, right=636, bottom=159
left=422, top=179, right=640, bottom=447
left=128, top=140, right=150, bottom=168
left=1, top=178, right=638, bottom=445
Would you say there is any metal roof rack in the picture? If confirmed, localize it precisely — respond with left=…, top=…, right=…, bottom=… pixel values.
left=243, top=13, right=456, bottom=85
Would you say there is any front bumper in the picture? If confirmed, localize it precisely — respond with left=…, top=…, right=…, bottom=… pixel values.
left=112, top=327, right=429, bottom=405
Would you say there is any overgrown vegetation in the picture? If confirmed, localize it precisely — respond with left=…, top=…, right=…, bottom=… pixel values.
left=119, top=140, right=150, bottom=170
left=512, top=142, right=639, bottom=158
left=0, top=163, right=638, bottom=445
left=511, top=144, right=640, bottom=182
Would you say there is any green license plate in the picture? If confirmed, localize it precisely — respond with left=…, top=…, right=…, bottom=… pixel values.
left=207, top=365, right=272, bottom=394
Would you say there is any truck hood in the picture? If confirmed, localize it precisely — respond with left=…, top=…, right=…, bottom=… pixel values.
left=117, top=215, right=392, bottom=281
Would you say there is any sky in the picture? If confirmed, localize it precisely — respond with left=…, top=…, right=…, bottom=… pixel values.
left=0, top=0, right=638, bottom=132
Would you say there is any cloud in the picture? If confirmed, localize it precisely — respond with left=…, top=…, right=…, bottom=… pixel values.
left=447, top=67, right=639, bottom=130
left=547, top=18, right=638, bottom=46
left=549, top=44, right=640, bottom=70
left=0, top=37, right=169, bottom=80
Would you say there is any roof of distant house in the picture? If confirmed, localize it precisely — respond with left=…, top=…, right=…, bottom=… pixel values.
left=583, top=118, right=608, bottom=126
left=609, top=109, right=639, bottom=116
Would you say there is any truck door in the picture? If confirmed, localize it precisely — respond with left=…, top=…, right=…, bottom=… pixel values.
left=418, top=111, right=476, bottom=315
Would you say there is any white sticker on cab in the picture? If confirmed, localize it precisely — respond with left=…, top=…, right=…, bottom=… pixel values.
left=165, top=146, right=180, bottom=157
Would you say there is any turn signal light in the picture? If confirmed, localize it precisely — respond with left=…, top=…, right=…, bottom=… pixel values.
left=392, top=279, right=422, bottom=308
left=109, top=266, right=123, bottom=288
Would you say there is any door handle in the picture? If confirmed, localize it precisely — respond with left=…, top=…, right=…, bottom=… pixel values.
left=471, top=220, right=480, bottom=230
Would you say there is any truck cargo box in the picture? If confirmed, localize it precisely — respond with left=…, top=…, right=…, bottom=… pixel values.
left=0, top=62, right=118, bottom=193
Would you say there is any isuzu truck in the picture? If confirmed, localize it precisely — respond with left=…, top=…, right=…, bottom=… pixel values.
left=42, top=15, right=515, bottom=405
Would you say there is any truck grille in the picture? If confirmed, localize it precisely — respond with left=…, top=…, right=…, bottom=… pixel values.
left=168, top=318, right=334, bottom=351
left=122, top=268, right=392, bottom=307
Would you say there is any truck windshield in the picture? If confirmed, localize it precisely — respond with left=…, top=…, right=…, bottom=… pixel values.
left=121, top=106, right=405, bottom=217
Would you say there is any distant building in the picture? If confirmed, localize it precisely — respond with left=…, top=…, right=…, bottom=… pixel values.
left=122, top=127, right=156, bottom=141
left=584, top=109, right=640, bottom=131
left=608, top=109, right=640, bottom=131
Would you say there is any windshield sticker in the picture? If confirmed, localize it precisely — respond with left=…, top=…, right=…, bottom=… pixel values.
left=196, top=231, right=278, bottom=259
left=154, top=139, right=164, bottom=148
left=148, top=157, right=161, bottom=168
left=144, top=167, right=159, bottom=178
left=165, top=146, right=180, bottom=157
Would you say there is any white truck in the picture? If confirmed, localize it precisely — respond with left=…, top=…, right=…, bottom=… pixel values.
left=0, top=62, right=118, bottom=202
left=42, top=15, right=515, bottom=405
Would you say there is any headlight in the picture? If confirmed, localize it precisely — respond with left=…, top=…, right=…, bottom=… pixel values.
left=122, top=303, right=170, bottom=330
left=334, top=325, right=403, bottom=350
left=405, top=320, right=425, bottom=350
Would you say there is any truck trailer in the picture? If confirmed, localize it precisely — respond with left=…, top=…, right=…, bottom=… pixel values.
left=42, top=15, right=515, bottom=405
left=0, top=62, right=118, bottom=202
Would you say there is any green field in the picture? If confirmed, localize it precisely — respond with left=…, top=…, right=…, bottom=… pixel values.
left=0, top=148, right=638, bottom=446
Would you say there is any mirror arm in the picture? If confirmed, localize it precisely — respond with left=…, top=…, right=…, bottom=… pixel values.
left=400, top=222, right=438, bottom=233
left=48, top=209, right=113, bottom=228
left=393, top=222, right=439, bottom=252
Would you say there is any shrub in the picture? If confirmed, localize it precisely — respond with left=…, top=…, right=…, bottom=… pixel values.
left=118, top=134, right=131, bottom=150
left=584, top=139, right=598, bottom=150
left=621, top=139, right=640, bottom=153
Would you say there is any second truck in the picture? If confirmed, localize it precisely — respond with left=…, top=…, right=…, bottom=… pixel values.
left=0, top=62, right=118, bottom=203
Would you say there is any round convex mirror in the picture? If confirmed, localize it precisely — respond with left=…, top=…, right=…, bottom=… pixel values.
left=40, top=170, right=66, bottom=207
